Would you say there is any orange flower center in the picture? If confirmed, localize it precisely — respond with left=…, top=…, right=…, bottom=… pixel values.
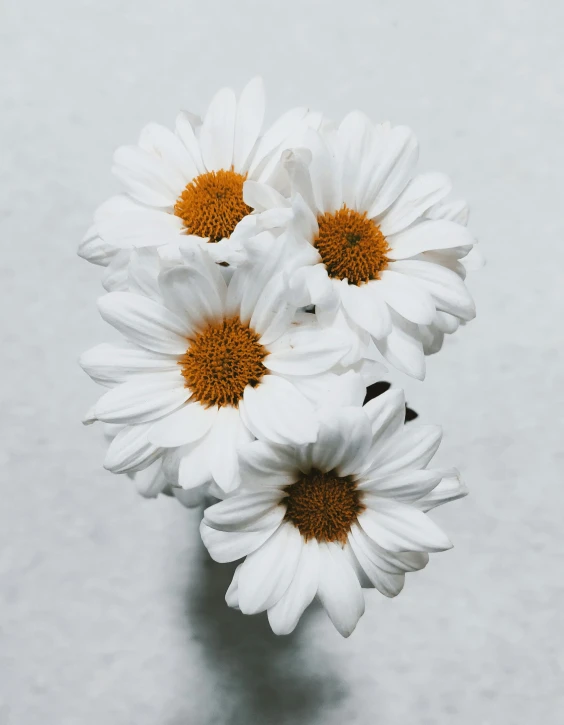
left=174, top=169, right=252, bottom=243
left=178, top=317, right=266, bottom=407
left=315, top=206, right=390, bottom=285
left=284, top=469, right=365, bottom=543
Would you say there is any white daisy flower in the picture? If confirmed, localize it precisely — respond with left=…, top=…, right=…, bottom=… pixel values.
left=200, top=388, right=467, bottom=637
left=245, top=113, right=477, bottom=379
left=78, top=77, right=316, bottom=289
left=80, top=243, right=364, bottom=493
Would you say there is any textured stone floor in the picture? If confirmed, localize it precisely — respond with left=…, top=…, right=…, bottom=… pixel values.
left=2, top=1, right=563, bottom=723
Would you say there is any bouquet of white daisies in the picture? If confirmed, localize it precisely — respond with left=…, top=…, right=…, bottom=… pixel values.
left=79, top=78, right=482, bottom=637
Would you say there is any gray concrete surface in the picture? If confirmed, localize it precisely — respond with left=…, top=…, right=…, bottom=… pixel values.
left=2, top=1, right=563, bottom=723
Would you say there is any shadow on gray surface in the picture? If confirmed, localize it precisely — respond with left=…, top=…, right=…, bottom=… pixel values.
left=176, top=544, right=347, bottom=725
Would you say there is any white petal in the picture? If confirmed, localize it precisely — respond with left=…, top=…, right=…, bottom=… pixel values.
left=173, top=483, right=210, bottom=508
left=291, top=370, right=366, bottom=410
left=242, top=375, right=318, bottom=445
left=98, top=292, right=190, bottom=354
left=238, top=440, right=300, bottom=489
left=317, top=543, right=365, bottom=637
left=233, top=77, right=265, bottom=171
left=203, top=490, right=285, bottom=532
left=349, top=524, right=429, bottom=574
left=359, top=500, right=452, bottom=552
left=134, top=460, right=169, bottom=498
left=366, top=424, right=442, bottom=477
left=347, top=530, right=405, bottom=597
left=200, top=520, right=278, bottom=564
left=78, top=227, right=117, bottom=267
left=389, top=260, right=475, bottom=321
left=297, top=406, right=372, bottom=477
left=175, top=438, right=214, bottom=489
left=101, top=250, right=130, bottom=292
left=158, top=265, right=225, bottom=330
left=225, top=564, right=241, bottom=609
left=265, top=326, right=348, bottom=376
left=104, top=423, right=163, bottom=474
left=362, top=388, right=406, bottom=446
left=358, top=469, right=442, bottom=502
left=94, top=372, right=188, bottom=424
left=238, top=523, right=303, bottom=614
left=243, top=180, right=287, bottom=213
left=112, top=145, right=182, bottom=207
left=364, top=126, right=419, bottom=217
left=337, top=111, right=376, bottom=209
left=306, top=130, right=340, bottom=213
left=79, top=342, right=177, bottom=387
left=208, top=406, right=254, bottom=492
left=200, top=87, right=237, bottom=171
left=249, top=108, right=309, bottom=177
left=138, top=122, right=197, bottom=182
left=175, top=111, right=205, bottom=174
left=267, top=538, right=320, bottom=635
left=374, top=312, right=425, bottom=380
left=148, top=402, right=217, bottom=447
left=378, top=270, right=436, bottom=325
left=379, top=172, right=452, bottom=236
left=388, top=220, right=475, bottom=259
left=280, top=147, right=317, bottom=210
left=128, top=248, right=164, bottom=299
left=339, top=281, right=392, bottom=340
left=413, top=468, right=468, bottom=512
left=287, top=264, right=334, bottom=307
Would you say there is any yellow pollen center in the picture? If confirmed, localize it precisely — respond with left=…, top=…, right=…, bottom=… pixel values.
left=178, top=318, right=267, bottom=407
left=314, top=205, right=390, bottom=285
left=284, top=469, right=365, bottom=544
left=174, top=169, right=252, bottom=243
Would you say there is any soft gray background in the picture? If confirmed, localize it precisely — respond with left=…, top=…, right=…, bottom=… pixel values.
left=2, top=0, right=563, bottom=723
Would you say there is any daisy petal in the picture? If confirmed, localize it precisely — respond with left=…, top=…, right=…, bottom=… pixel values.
left=340, top=282, right=392, bottom=340
left=175, top=111, right=205, bottom=174
left=104, top=423, right=163, bottom=474
left=203, top=490, right=285, bottom=532
left=238, top=523, right=303, bottom=615
left=317, top=543, right=365, bottom=637
left=374, top=312, right=425, bottom=380
left=242, top=375, right=318, bottom=445
left=413, top=468, right=468, bottom=512
left=379, top=172, right=452, bottom=236
left=208, top=406, right=254, bottom=493
left=148, top=402, right=217, bottom=447
left=200, top=87, right=237, bottom=171
left=297, top=406, right=372, bottom=477
left=265, top=327, right=348, bottom=376
left=200, top=520, right=277, bottom=564
left=358, top=499, right=452, bottom=553
left=378, top=270, right=437, bottom=325
left=98, top=292, right=190, bottom=354
left=366, top=424, right=442, bottom=477
left=79, top=342, right=178, bottom=387
left=239, top=440, right=300, bottom=489
left=78, top=227, right=117, bottom=267
left=364, top=126, right=419, bottom=217
left=362, top=388, right=406, bottom=445
left=159, top=265, right=225, bottom=331
left=347, top=530, right=405, bottom=597
left=233, top=77, right=265, bottom=171
left=94, top=372, right=188, bottom=424
left=388, top=220, right=475, bottom=260
left=359, top=469, right=442, bottom=502
left=389, top=260, right=475, bottom=321
left=268, top=538, right=320, bottom=635
left=291, top=370, right=367, bottom=410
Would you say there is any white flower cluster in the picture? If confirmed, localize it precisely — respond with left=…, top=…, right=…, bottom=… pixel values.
left=79, top=79, right=480, bottom=637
